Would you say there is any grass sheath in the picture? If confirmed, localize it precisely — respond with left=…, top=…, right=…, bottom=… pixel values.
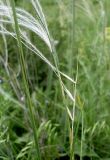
left=10, top=0, right=41, bottom=159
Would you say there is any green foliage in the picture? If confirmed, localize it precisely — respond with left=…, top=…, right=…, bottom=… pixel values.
left=0, top=0, right=110, bottom=160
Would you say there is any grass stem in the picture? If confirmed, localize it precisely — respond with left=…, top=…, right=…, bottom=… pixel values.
left=10, top=0, right=41, bottom=159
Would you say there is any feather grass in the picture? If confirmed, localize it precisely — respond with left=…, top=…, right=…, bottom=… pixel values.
left=0, top=1, right=76, bottom=107
left=0, top=0, right=77, bottom=159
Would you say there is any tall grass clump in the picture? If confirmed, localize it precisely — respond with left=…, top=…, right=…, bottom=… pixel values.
left=0, top=0, right=110, bottom=159
left=0, top=0, right=76, bottom=159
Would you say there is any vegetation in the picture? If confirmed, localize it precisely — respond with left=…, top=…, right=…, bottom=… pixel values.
left=0, top=0, right=110, bottom=159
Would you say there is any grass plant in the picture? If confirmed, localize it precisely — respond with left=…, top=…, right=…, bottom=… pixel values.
left=0, top=0, right=110, bottom=160
left=10, top=0, right=41, bottom=159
